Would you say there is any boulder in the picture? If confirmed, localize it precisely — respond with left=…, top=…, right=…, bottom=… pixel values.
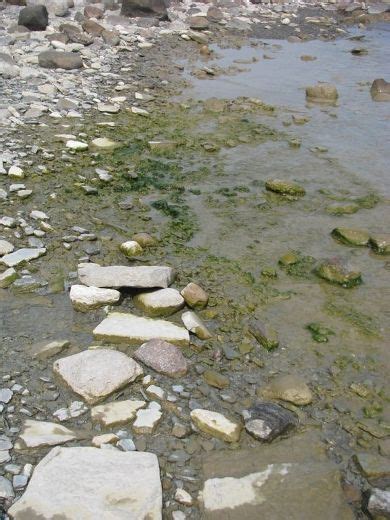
left=244, top=402, right=298, bottom=442
left=69, top=284, right=120, bottom=312
left=16, top=420, right=76, bottom=449
left=93, top=312, right=190, bottom=347
left=121, top=0, right=168, bottom=18
left=259, top=375, right=313, bottom=406
left=38, top=51, right=83, bottom=70
left=53, top=349, right=143, bottom=404
left=306, top=83, right=338, bottom=102
left=82, top=19, right=105, bottom=36
left=91, top=399, right=146, bottom=427
left=190, top=409, right=241, bottom=443
left=18, top=5, right=48, bottom=31
left=134, top=339, right=188, bottom=377
left=8, top=447, right=162, bottom=519
left=133, top=288, right=185, bottom=317
left=78, top=262, right=175, bottom=289
left=370, top=78, right=390, bottom=101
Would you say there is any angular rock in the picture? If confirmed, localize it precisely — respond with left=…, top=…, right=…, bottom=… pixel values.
left=191, top=409, right=241, bottom=443
left=306, top=83, right=338, bottom=102
left=38, top=51, right=83, bottom=70
left=82, top=19, right=105, bottom=36
left=69, top=284, right=120, bottom=312
left=189, top=16, right=209, bottom=30
left=91, top=399, right=146, bottom=427
left=53, top=349, right=143, bottom=404
left=92, top=433, right=118, bottom=447
left=78, top=262, right=175, bottom=289
left=84, top=6, right=104, bottom=19
left=8, top=447, right=162, bottom=519
left=134, top=288, right=184, bottom=317
left=371, top=78, right=390, bottom=102
left=97, top=103, right=120, bottom=114
left=368, top=489, right=390, bottom=518
left=182, top=311, right=212, bottom=339
left=248, top=318, right=279, bottom=351
left=369, top=233, right=390, bottom=254
left=316, top=258, right=362, bottom=288
left=133, top=404, right=162, bottom=434
left=93, top=312, right=189, bottom=347
left=180, top=282, right=209, bottom=309
left=120, top=240, right=143, bottom=257
left=134, top=339, right=188, bottom=378
left=53, top=401, right=88, bottom=422
left=244, top=402, right=298, bottom=442
left=66, top=140, right=88, bottom=151
left=102, top=29, right=120, bottom=46
left=0, top=248, right=46, bottom=267
left=259, top=375, right=313, bottom=406
left=16, top=420, right=76, bottom=449
left=0, top=267, right=18, bottom=288
left=0, top=388, right=13, bottom=403
left=29, top=339, right=70, bottom=360
left=121, top=0, right=168, bottom=18
left=331, top=227, right=370, bottom=246
left=18, top=5, right=48, bottom=31
left=265, top=179, right=305, bottom=197
left=354, top=452, right=390, bottom=485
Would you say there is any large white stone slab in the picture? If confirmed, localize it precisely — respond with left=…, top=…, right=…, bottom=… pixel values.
left=8, top=447, right=162, bottom=520
left=69, top=284, right=121, bottom=312
left=16, top=420, right=76, bottom=450
left=78, top=263, right=175, bottom=289
left=53, top=349, right=143, bottom=404
left=91, top=400, right=146, bottom=427
left=0, top=248, right=46, bottom=267
left=93, top=313, right=190, bottom=347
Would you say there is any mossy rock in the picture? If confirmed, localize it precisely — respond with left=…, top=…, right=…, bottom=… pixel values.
left=331, top=227, right=370, bottom=246
left=265, top=179, right=305, bottom=197
left=316, top=259, right=362, bottom=288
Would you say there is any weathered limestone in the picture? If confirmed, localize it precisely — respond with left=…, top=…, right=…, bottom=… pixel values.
left=16, top=420, right=76, bottom=450
left=134, top=339, right=188, bottom=378
left=133, top=403, right=162, bottom=434
left=259, top=375, right=313, bottom=406
left=180, top=282, right=209, bottom=309
left=78, top=263, right=175, bottom=289
left=69, top=284, right=121, bottom=312
left=28, top=339, right=70, bottom=360
left=181, top=311, right=212, bottom=339
left=0, top=248, right=46, bottom=267
left=8, top=447, right=162, bottom=519
left=133, top=288, right=185, bottom=317
left=91, top=400, right=146, bottom=427
left=53, top=349, right=143, bottom=404
left=190, top=409, right=241, bottom=443
left=93, top=313, right=190, bottom=347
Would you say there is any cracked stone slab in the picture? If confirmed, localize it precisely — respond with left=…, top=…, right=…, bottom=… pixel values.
left=15, top=420, right=76, bottom=450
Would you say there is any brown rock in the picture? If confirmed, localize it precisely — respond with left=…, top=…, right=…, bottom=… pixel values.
left=84, top=5, right=104, bottom=19
left=121, top=0, right=168, bottom=18
left=306, top=83, right=338, bottom=103
left=189, top=16, right=209, bottom=30
left=207, top=6, right=223, bottom=22
left=38, top=51, right=83, bottom=70
left=134, top=339, right=188, bottom=378
left=203, top=370, right=229, bottom=389
left=370, top=78, right=390, bottom=101
left=82, top=19, right=105, bottom=36
left=132, top=232, right=157, bottom=247
left=180, top=282, right=208, bottom=309
left=102, top=29, right=120, bottom=46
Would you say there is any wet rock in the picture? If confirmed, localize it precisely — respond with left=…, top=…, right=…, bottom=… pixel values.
left=244, top=402, right=297, bottom=442
left=53, top=349, right=143, bottom=404
left=134, top=288, right=185, bottom=317
left=369, top=233, right=390, bottom=254
left=91, top=399, right=146, bottom=427
left=354, top=453, right=390, bottom=485
left=29, top=339, right=70, bottom=360
left=203, top=370, right=229, bottom=389
left=8, top=448, right=162, bottom=519
left=16, top=420, right=76, bottom=449
left=265, top=179, right=305, bottom=197
left=0, top=267, right=18, bottom=288
left=18, top=5, right=48, bottom=31
left=133, top=403, right=162, bottom=434
left=69, top=284, right=120, bottom=312
left=316, top=258, right=362, bottom=288
left=368, top=489, right=390, bottom=518
left=38, top=51, right=83, bottom=70
left=371, top=78, right=390, bottom=101
left=102, top=29, right=120, bottom=46
left=331, top=227, right=370, bottom=246
left=78, top=262, right=175, bottom=289
left=182, top=311, right=212, bottom=339
left=121, top=0, right=168, bottom=18
left=259, top=375, right=313, bottom=406
left=0, top=247, right=46, bottom=267
left=120, top=240, right=143, bottom=258
left=306, top=83, right=338, bottom=102
left=248, top=318, right=279, bottom=351
left=181, top=282, right=209, bottom=309
left=132, top=232, right=157, bottom=247
left=0, top=476, right=14, bottom=500
left=190, top=409, right=241, bottom=443
left=0, top=240, right=14, bottom=256
left=94, top=312, right=190, bottom=347
left=134, top=339, right=188, bottom=378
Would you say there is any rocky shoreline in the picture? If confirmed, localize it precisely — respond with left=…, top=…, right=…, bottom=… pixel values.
left=1, top=0, right=390, bottom=518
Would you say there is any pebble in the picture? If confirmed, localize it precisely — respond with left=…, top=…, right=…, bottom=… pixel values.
left=190, top=409, right=241, bottom=443
left=181, top=311, right=212, bottom=340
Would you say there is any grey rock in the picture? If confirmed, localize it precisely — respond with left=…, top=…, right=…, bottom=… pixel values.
left=0, top=248, right=46, bottom=267
left=0, top=476, right=14, bottom=500
left=121, top=0, right=168, bottom=18
left=18, top=5, right=48, bottom=31
left=38, top=51, right=83, bottom=70
left=244, top=402, right=298, bottom=442
left=0, top=388, right=13, bottom=403
left=368, top=489, right=390, bottom=518
left=0, top=53, right=20, bottom=78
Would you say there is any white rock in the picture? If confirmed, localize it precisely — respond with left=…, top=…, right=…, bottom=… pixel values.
left=8, top=447, right=162, bottom=519
left=190, top=409, right=241, bottom=443
left=53, top=349, right=143, bottom=404
left=120, top=240, right=143, bottom=257
left=0, top=240, right=14, bottom=256
left=16, top=420, right=76, bottom=449
left=0, top=476, right=14, bottom=500
left=66, top=140, right=88, bottom=151
left=0, top=388, right=13, bottom=404
left=133, top=406, right=162, bottom=434
left=175, top=488, right=193, bottom=506
left=133, top=288, right=185, bottom=317
left=91, top=433, right=119, bottom=447
left=53, top=401, right=88, bottom=422
left=69, top=284, right=121, bottom=312
left=146, top=385, right=166, bottom=400
left=8, top=165, right=24, bottom=179
left=0, top=248, right=46, bottom=267
left=78, top=262, right=175, bottom=289
left=131, top=106, right=149, bottom=116
left=93, top=312, right=190, bottom=347
left=97, top=103, right=120, bottom=113
left=30, top=210, right=49, bottom=220
left=181, top=311, right=212, bottom=339
left=0, top=216, right=16, bottom=228
left=91, top=137, right=120, bottom=149
left=91, top=400, right=146, bottom=427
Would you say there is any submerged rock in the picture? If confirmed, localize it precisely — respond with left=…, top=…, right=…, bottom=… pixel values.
left=69, top=284, right=120, bottom=312
left=306, top=83, right=338, bottom=102
left=203, top=370, right=230, bottom=389
left=29, top=339, right=70, bottom=360
left=133, top=288, right=185, bottom=317
left=331, top=227, right=370, bottom=246
left=265, top=179, right=305, bottom=197
left=244, top=402, right=298, bottom=442
left=370, top=78, right=390, bottom=101
left=78, top=263, right=175, bottom=289
left=354, top=452, right=390, bottom=485
left=369, top=234, right=390, bottom=254
left=190, top=409, right=241, bottom=443
left=134, top=339, right=188, bottom=378
left=132, top=232, right=157, bottom=247
left=8, top=448, right=162, bottom=519
left=259, top=375, right=313, bottom=406
left=316, top=258, right=362, bottom=288
left=16, top=420, right=76, bottom=449
left=248, top=318, right=279, bottom=351
left=53, top=349, right=143, bottom=404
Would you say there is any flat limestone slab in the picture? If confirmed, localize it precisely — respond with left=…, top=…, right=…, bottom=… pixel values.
left=16, top=420, right=76, bottom=450
left=53, top=349, right=143, bottom=404
left=91, top=400, right=146, bottom=427
left=69, top=284, right=121, bottom=312
left=93, top=313, right=190, bottom=347
left=191, top=409, right=241, bottom=443
left=8, top=447, right=162, bottom=520
left=0, top=247, right=46, bottom=267
left=78, top=262, right=175, bottom=289
left=133, top=288, right=184, bottom=317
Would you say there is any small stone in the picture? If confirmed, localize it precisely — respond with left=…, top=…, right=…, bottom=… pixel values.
left=259, top=375, right=313, bottom=406
left=120, top=240, right=143, bottom=258
left=244, top=402, right=298, bottom=442
left=146, top=385, right=166, bottom=401
left=132, top=233, right=156, bottom=247
left=134, top=339, right=188, bottom=378
left=1, top=248, right=46, bottom=268
left=53, top=401, right=88, bottom=422
left=91, top=400, right=146, bottom=427
left=0, top=476, right=14, bottom=500
left=172, top=423, right=189, bottom=438
left=117, top=438, right=136, bottom=452
left=306, top=83, right=338, bottom=102
left=370, top=79, right=390, bottom=102
left=175, top=488, right=193, bottom=506
left=29, top=340, right=70, bottom=360
left=265, top=179, right=305, bottom=197
left=0, top=388, right=13, bottom=403
left=133, top=406, right=162, bottom=434
left=190, top=409, right=241, bottom=443
left=0, top=268, right=18, bottom=288
left=203, top=370, right=229, bottom=389
left=66, top=140, right=88, bottom=151
left=91, top=137, right=120, bottom=150
left=180, top=282, right=209, bottom=309
left=189, top=16, right=209, bottom=30
left=331, top=227, right=370, bottom=246
left=69, top=284, right=121, bottom=312
left=369, top=234, right=390, bottom=255
left=133, top=288, right=185, bottom=317
left=92, top=434, right=119, bottom=447
left=0, top=451, right=11, bottom=464
left=248, top=318, right=279, bottom=351
left=13, top=475, right=28, bottom=490
left=316, top=258, right=362, bottom=288
left=368, top=489, right=390, bottom=517
left=8, top=165, right=24, bottom=179
left=0, top=435, right=13, bottom=451
left=181, top=311, right=212, bottom=339
left=16, top=420, right=76, bottom=449
left=97, top=103, right=120, bottom=114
